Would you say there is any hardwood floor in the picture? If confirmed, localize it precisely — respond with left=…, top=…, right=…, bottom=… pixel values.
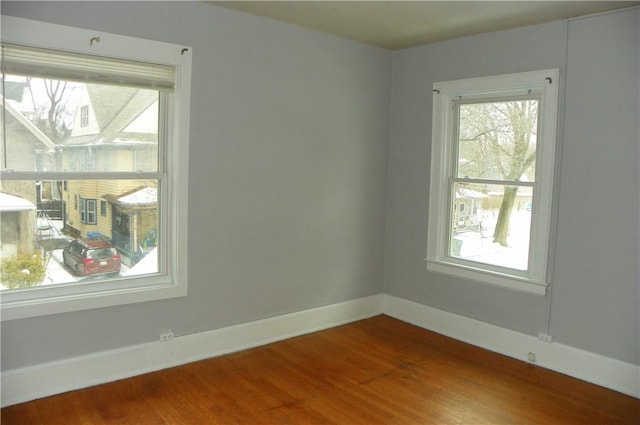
left=2, top=315, right=639, bottom=424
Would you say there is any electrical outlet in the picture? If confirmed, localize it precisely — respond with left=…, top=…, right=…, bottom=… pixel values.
left=538, top=332, right=553, bottom=343
left=159, top=331, right=174, bottom=342
left=528, top=352, right=536, bottom=363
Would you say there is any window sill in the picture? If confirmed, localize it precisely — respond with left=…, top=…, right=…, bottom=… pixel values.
left=1, top=278, right=187, bottom=321
left=426, top=260, right=547, bottom=296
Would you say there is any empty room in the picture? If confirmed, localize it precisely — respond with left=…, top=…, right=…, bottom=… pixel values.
left=1, top=1, right=639, bottom=423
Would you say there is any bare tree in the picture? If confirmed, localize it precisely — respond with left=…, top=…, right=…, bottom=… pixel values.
left=459, top=100, right=537, bottom=246
left=27, top=78, right=75, bottom=142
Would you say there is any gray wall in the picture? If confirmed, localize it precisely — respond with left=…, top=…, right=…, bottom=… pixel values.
left=1, top=2, right=638, bottom=372
left=0, top=1, right=391, bottom=370
left=386, top=8, right=639, bottom=365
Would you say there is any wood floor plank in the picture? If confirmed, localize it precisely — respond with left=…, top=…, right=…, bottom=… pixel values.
left=2, top=315, right=639, bottom=424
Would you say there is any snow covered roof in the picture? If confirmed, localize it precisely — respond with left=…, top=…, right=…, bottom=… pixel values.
left=455, top=187, right=488, bottom=199
left=0, top=192, right=36, bottom=212
left=117, top=187, right=157, bottom=206
left=0, top=95, right=56, bottom=151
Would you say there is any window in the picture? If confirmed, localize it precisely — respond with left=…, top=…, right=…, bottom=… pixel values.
left=80, top=198, right=97, bottom=224
left=1, top=16, right=191, bottom=319
left=426, top=70, right=559, bottom=295
left=85, top=148, right=96, bottom=171
left=80, top=105, right=89, bottom=127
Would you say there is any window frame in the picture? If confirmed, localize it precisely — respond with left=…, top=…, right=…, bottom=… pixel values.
left=426, top=69, right=559, bottom=296
left=1, top=16, right=192, bottom=320
left=80, top=104, right=89, bottom=127
left=80, top=198, right=97, bottom=225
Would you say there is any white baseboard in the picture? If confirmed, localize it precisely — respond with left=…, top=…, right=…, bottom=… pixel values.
left=1, top=294, right=384, bottom=407
left=383, top=295, right=640, bottom=399
left=3, top=293, right=637, bottom=407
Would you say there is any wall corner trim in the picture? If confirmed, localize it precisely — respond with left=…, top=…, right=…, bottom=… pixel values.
left=383, top=295, right=640, bottom=399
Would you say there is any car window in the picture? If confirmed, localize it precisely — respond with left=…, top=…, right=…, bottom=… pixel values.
left=71, top=242, right=83, bottom=255
left=88, top=248, right=115, bottom=260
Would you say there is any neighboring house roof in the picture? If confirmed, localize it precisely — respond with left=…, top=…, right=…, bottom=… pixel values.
left=104, top=186, right=157, bottom=207
left=456, top=187, right=488, bottom=199
left=0, top=95, right=56, bottom=151
left=0, top=192, right=37, bottom=212
left=64, top=85, right=158, bottom=147
left=118, top=187, right=157, bottom=205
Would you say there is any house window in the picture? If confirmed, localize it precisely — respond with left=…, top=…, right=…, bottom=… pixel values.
left=426, top=70, right=559, bottom=296
left=80, top=198, right=97, bottom=224
left=85, top=148, right=96, bottom=171
left=80, top=105, right=89, bottom=127
left=0, top=16, right=192, bottom=320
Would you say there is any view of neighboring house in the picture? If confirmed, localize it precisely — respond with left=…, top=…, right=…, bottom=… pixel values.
left=0, top=90, right=57, bottom=257
left=59, top=84, right=159, bottom=263
left=1, top=80, right=159, bottom=265
left=0, top=90, right=57, bottom=204
left=104, top=186, right=158, bottom=264
left=453, top=186, right=487, bottom=232
left=0, top=192, right=36, bottom=257
left=453, top=186, right=533, bottom=234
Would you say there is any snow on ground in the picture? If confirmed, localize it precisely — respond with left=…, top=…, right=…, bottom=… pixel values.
left=454, top=210, right=531, bottom=271
left=1, top=220, right=130, bottom=290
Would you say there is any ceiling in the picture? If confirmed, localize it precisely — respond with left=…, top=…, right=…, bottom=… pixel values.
left=209, top=1, right=638, bottom=50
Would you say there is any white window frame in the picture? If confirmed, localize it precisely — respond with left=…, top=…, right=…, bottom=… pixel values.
left=80, top=198, right=97, bottom=225
left=1, top=16, right=192, bottom=320
left=80, top=105, right=89, bottom=127
left=426, top=69, right=559, bottom=296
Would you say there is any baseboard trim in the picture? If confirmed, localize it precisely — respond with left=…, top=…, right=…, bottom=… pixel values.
left=3, top=293, right=637, bottom=407
left=383, top=295, right=640, bottom=399
left=1, top=294, right=384, bottom=407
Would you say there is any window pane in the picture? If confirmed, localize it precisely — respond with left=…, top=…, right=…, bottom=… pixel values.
left=457, top=100, right=538, bottom=182
left=2, top=74, right=159, bottom=172
left=87, top=199, right=97, bottom=224
left=450, top=182, right=531, bottom=271
left=79, top=198, right=86, bottom=222
left=0, top=179, right=159, bottom=290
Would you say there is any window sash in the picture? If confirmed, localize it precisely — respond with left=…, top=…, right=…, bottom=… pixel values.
left=79, top=198, right=86, bottom=222
left=452, top=95, right=541, bottom=184
left=446, top=181, right=534, bottom=272
left=86, top=199, right=96, bottom=224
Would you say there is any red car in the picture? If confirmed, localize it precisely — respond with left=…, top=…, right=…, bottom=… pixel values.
left=63, top=238, right=121, bottom=277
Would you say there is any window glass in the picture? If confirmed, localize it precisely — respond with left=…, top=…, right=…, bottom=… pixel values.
left=450, top=182, right=532, bottom=270
left=0, top=179, right=159, bottom=290
left=456, top=100, right=538, bottom=182
left=2, top=70, right=162, bottom=290
left=450, top=99, right=538, bottom=271
left=2, top=75, right=159, bottom=173
left=87, top=248, right=116, bottom=260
